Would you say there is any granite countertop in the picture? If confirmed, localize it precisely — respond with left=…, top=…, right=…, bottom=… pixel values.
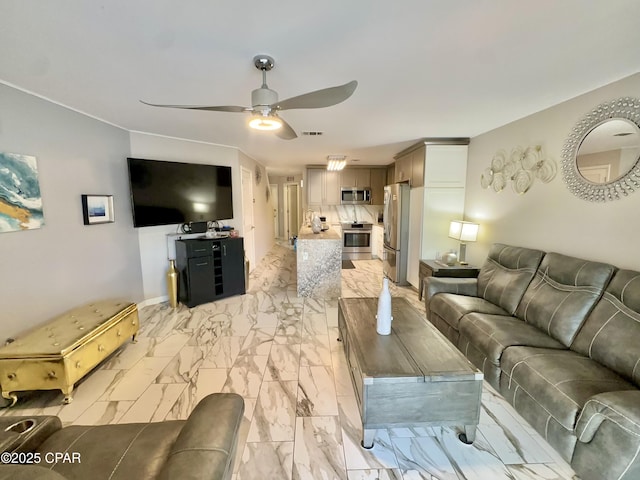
left=298, top=224, right=341, bottom=240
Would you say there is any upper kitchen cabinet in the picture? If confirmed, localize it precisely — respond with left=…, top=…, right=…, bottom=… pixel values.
left=386, top=164, right=395, bottom=185
left=308, top=166, right=387, bottom=206
left=394, top=139, right=469, bottom=188
left=307, top=168, right=340, bottom=205
left=370, top=168, right=387, bottom=205
left=423, top=144, right=468, bottom=188
left=340, top=168, right=371, bottom=188
left=394, top=152, right=412, bottom=184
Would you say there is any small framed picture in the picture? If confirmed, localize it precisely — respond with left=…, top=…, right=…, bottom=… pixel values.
left=81, top=194, right=114, bottom=225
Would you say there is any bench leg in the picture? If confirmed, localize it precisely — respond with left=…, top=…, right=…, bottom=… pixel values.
left=62, top=385, right=74, bottom=404
left=132, top=333, right=138, bottom=344
left=1, top=391, right=18, bottom=407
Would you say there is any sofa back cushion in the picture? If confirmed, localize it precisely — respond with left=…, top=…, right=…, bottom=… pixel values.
left=572, top=269, right=640, bottom=387
left=515, top=252, right=615, bottom=347
left=477, top=243, right=544, bottom=315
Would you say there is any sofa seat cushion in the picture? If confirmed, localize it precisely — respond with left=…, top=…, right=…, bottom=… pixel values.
left=36, top=420, right=184, bottom=480
left=458, top=313, right=565, bottom=367
left=501, top=346, right=636, bottom=431
left=430, top=294, right=509, bottom=332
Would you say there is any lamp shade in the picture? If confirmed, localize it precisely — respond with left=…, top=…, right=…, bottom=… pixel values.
left=448, top=220, right=479, bottom=242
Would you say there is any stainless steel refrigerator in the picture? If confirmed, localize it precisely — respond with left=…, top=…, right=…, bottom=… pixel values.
left=383, top=183, right=410, bottom=285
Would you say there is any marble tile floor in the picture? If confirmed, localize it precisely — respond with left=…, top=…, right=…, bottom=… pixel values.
left=2, top=241, right=579, bottom=480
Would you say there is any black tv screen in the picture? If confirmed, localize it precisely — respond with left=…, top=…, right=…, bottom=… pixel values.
left=127, top=157, right=233, bottom=228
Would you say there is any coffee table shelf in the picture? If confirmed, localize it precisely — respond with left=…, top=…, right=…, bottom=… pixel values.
left=338, top=297, right=483, bottom=448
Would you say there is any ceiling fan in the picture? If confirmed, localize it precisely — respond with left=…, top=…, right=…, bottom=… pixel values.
left=140, top=55, right=358, bottom=140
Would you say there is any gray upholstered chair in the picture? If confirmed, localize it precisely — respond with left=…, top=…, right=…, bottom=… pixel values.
left=0, top=393, right=244, bottom=480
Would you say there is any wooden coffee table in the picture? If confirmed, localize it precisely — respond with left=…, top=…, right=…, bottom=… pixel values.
left=338, top=297, right=483, bottom=448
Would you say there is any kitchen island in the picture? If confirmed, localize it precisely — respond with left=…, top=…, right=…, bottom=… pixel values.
left=296, top=225, right=342, bottom=298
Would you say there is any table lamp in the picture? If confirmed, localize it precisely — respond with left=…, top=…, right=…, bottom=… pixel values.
left=448, top=220, right=479, bottom=264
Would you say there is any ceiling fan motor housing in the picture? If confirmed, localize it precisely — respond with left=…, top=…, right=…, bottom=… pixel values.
left=252, top=87, right=278, bottom=114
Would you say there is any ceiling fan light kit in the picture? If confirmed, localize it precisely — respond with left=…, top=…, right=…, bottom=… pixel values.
left=248, top=112, right=282, bottom=131
left=140, top=54, right=357, bottom=141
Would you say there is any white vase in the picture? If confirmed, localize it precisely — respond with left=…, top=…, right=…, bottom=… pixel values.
left=376, top=277, right=393, bottom=335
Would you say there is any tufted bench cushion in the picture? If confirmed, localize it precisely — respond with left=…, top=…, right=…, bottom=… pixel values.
left=0, top=300, right=138, bottom=405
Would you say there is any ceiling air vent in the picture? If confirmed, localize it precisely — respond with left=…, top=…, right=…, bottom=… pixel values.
left=301, top=131, right=324, bottom=136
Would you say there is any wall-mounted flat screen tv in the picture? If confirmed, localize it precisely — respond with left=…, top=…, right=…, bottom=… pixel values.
left=127, top=157, right=233, bottom=228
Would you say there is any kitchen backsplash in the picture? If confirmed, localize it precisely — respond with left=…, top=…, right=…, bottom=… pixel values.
left=306, top=205, right=384, bottom=225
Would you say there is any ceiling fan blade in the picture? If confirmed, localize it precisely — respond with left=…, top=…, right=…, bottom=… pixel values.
left=275, top=116, right=297, bottom=140
left=273, top=80, right=358, bottom=111
left=140, top=100, right=247, bottom=113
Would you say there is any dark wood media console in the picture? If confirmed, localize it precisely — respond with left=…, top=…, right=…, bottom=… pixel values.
left=175, top=237, right=245, bottom=307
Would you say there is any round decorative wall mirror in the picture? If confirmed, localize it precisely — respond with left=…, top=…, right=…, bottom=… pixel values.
left=561, top=97, right=640, bottom=201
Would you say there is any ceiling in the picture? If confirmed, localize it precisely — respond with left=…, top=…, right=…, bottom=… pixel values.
left=1, top=1, right=640, bottom=176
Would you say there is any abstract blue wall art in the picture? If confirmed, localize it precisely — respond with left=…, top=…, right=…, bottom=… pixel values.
left=0, top=152, right=45, bottom=233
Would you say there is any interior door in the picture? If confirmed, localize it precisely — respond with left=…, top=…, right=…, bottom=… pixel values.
left=241, top=167, right=255, bottom=271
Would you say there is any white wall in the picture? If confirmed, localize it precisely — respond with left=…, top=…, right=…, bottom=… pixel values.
left=129, top=132, right=239, bottom=300
left=129, top=132, right=272, bottom=300
left=0, top=84, right=144, bottom=338
left=464, top=73, right=640, bottom=271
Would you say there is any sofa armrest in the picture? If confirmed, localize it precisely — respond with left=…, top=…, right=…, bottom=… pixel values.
left=0, top=416, right=62, bottom=453
left=159, top=393, right=245, bottom=480
left=572, top=390, right=640, bottom=480
left=425, top=277, right=478, bottom=300
left=425, top=277, right=479, bottom=322
left=576, top=390, right=640, bottom=443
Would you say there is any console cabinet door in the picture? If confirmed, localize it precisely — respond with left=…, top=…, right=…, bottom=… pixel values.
left=186, top=256, right=216, bottom=306
left=176, top=237, right=246, bottom=307
left=221, top=237, right=246, bottom=296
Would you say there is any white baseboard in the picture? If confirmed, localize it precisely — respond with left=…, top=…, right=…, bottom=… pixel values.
left=137, top=296, right=168, bottom=309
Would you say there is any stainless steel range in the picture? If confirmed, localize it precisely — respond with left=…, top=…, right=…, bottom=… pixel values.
left=341, top=222, right=372, bottom=260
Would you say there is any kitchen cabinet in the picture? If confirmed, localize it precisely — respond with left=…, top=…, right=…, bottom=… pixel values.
left=340, top=168, right=370, bottom=188
left=176, top=237, right=246, bottom=307
left=396, top=140, right=469, bottom=289
left=387, top=164, right=395, bottom=185
left=307, top=168, right=340, bottom=205
left=394, top=140, right=468, bottom=188
left=394, top=153, right=412, bottom=184
left=308, top=167, right=386, bottom=206
left=423, top=145, right=468, bottom=188
left=393, top=144, right=425, bottom=187
left=370, top=168, right=387, bottom=205
left=411, top=146, right=425, bottom=187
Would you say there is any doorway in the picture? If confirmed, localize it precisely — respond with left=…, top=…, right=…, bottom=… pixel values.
left=270, top=183, right=279, bottom=239
left=241, top=167, right=255, bottom=270
left=283, top=183, right=300, bottom=243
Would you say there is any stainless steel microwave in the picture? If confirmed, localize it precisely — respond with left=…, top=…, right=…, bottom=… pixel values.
left=340, top=187, right=371, bottom=205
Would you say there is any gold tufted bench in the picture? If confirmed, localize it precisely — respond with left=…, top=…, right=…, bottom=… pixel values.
left=0, top=300, right=138, bottom=406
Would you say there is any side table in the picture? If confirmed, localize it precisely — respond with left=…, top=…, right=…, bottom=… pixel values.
left=418, top=260, right=480, bottom=301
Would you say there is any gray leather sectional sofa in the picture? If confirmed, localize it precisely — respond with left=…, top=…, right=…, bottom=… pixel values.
left=0, top=393, right=244, bottom=480
left=425, top=244, right=640, bottom=480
